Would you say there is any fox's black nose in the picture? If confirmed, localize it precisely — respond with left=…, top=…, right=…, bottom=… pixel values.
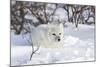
left=58, top=39, right=60, bottom=41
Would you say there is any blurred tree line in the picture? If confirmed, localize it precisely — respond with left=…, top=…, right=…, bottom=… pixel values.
left=11, top=1, right=95, bottom=34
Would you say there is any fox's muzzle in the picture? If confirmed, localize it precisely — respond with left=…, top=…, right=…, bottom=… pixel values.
left=56, top=36, right=61, bottom=42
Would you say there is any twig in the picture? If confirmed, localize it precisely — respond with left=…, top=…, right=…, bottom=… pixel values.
left=30, top=43, right=40, bottom=60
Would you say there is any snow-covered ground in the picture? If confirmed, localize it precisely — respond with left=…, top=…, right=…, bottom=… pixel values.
left=11, top=24, right=95, bottom=66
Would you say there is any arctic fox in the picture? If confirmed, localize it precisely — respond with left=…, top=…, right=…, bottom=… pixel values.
left=29, top=23, right=64, bottom=60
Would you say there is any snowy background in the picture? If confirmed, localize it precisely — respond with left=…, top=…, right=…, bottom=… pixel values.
left=11, top=1, right=95, bottom=66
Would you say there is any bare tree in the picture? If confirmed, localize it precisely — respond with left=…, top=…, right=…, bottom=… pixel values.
left=63, top=4, right=95, bottom=28
left=11, top=1, right=28, bottom=34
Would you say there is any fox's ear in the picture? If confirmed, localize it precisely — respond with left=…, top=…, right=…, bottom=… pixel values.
left=47, top=22, right=52, bottom=27
left=47, top=22, right=63, bottom=27
left=59, top=23, right=63, bottom=27
left=47, top=22, right=50, bottom=25
left=47, top=22, right=53, bottom=26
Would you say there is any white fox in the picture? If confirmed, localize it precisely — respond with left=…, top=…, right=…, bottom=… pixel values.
left=29, top=23, right=64, bottom=60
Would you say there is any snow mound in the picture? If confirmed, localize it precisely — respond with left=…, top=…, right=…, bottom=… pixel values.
left=11, top=24, right=95, bottom=66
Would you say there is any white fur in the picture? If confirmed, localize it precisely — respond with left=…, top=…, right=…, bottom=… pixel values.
left=30, top=23, right=64, bottom=48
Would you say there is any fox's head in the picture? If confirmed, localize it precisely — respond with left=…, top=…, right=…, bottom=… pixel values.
left=47, top=23, right=64, bottom=43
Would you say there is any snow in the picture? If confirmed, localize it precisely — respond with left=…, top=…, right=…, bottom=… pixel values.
left=87, top=17, right=94, bottom=23
left=11, top=24, right=95, bottom=66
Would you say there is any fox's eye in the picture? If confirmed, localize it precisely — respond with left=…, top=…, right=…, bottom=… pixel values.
left=59, top=33, right=61, bottom=35
left=52, top=33, right=56, bottom=36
